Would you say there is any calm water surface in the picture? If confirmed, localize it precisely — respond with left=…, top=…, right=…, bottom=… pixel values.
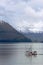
left=0, top=43, right=43, bottom=65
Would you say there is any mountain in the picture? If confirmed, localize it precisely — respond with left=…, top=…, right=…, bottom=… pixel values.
left=24, top=32, right=43, bottom=42
left=0, top=21, right=32, bottom=42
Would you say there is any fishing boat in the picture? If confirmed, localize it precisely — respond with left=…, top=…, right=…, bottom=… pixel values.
left=25, top=44, right=37, bottom=56
left=26, top=50, right=37, bottom=56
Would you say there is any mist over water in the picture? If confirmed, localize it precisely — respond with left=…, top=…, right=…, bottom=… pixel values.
left=0, top=43, right=43, bottom=65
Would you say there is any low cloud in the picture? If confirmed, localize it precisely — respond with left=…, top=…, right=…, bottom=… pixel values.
left=0, top=0, right=43, bottom=33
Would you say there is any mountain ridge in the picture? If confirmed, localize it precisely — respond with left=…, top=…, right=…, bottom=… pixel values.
left=0, top=20, right=32, bottom=42
left=24, top=32, right=43, bottom=42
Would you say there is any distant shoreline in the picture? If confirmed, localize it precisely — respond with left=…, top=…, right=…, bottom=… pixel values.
left=0, top=41, right=42, bottom=43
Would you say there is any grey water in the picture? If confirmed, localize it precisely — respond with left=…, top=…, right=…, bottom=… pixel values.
left=0, top=43, right=43, bottom=65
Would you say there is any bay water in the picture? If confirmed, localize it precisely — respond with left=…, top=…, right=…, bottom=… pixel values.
left=0, top=43, right=43, bottom=65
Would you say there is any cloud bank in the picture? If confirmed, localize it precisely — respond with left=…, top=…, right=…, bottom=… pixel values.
left=0, top=0, right=43, bottom=33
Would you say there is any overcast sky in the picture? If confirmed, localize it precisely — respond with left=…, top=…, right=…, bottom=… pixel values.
left=0, top=0, right=43, bottom=33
